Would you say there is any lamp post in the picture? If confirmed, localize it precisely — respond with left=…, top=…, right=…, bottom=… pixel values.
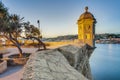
left=37, top=20, right=40, bottom=30
left=37, top=20, right=42, bottom=38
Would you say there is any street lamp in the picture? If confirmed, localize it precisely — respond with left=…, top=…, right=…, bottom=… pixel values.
left=37, top=20, right=42, bottom=38
left=37, top=20, right=40, bottom=30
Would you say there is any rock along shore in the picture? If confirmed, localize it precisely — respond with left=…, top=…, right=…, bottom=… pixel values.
left=22, top=44, right=94, bottom=80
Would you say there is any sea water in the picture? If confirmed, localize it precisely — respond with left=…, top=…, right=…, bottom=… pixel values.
left=90, top=44, right=120, bottom=80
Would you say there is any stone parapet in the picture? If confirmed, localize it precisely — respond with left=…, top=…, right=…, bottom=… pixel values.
left=57, top=44, right=94, bottom=80
left=22, top=44, right=94, bottom=80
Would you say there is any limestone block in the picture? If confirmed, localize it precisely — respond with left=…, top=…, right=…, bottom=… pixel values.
left=22, top=49, right=88, bottom=80
left=57, top=44, right=93, bottom=80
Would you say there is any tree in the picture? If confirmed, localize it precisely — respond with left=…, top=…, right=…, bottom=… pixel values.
left=0, top=2, right=8, bottom=32
left=8, top=14, right=24, bottom=57
left=0, top=2, right=8, bottom=58
left=24, top=23, right=46, bottom=51
left=0, top=2, right=25, bottom=57
left=0, top=2, right=8, bottom=18
left=1, top=14, right=24, bottom=57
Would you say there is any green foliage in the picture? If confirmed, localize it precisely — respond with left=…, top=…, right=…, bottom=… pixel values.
left=0, top=4, right=23, bottom=37
left=0, top=2, right=9, bottom=33
left=0, top=2, right=8, bottom=18
left=0, top=2, right=25, bottom=56
left=0, top=2, right=45, bottom=51
left=24, top=24, right=42, bottom=38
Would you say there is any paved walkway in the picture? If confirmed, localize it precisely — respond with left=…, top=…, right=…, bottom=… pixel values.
left=0, top=48, right=37, bottom=80
left=0, top=66, right=23, bottom=80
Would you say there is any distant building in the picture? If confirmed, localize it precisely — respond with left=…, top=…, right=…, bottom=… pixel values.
left=77, top=6, right=96, bottom=47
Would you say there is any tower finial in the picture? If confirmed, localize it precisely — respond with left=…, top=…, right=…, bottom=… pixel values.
left=85, top=6, right=88, bottom=12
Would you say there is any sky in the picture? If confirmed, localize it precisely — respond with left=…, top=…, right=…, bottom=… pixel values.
left=1, top=0, right=120, bottom=38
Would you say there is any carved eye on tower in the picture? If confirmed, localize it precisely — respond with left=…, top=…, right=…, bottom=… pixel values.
left=88, top=26, right=90, bottom=30
left=87, top=25, right=90, bottom=31
left=86, top=25, right=90, bottom=31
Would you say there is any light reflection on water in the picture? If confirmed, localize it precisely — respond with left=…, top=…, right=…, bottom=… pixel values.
left=90, top=44, right=120, bottom=80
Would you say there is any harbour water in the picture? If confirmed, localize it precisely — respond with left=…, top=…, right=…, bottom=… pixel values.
left=90, top=44, right=120, bottom=80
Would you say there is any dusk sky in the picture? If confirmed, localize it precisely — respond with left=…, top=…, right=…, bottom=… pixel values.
left=2, top=0, right=120, bottom=37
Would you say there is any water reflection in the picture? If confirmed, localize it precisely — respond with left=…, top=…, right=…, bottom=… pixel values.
left=108, top=44, right=114, bottom=61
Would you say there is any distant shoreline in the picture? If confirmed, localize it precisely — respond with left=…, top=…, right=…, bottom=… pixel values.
left=96, top=38, right=120, bottom=44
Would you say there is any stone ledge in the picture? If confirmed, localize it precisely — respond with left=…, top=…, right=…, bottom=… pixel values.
left=0, top=60, right=7, bottom=73
left=57, top=44, right=93, bottom=80
left=22, top=44, right=94, bottom=80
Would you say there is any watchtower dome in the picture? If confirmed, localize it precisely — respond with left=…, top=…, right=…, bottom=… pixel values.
left=77, top=6, right=96, bottom=47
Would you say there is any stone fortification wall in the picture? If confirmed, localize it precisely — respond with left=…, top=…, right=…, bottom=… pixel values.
left=57, top=44, right=94, bottom=80
left=22, top=44, right=94, bottom=80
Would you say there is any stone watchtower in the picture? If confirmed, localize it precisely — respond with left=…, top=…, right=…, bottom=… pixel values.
left=77, top=6, right=96, bottom=47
